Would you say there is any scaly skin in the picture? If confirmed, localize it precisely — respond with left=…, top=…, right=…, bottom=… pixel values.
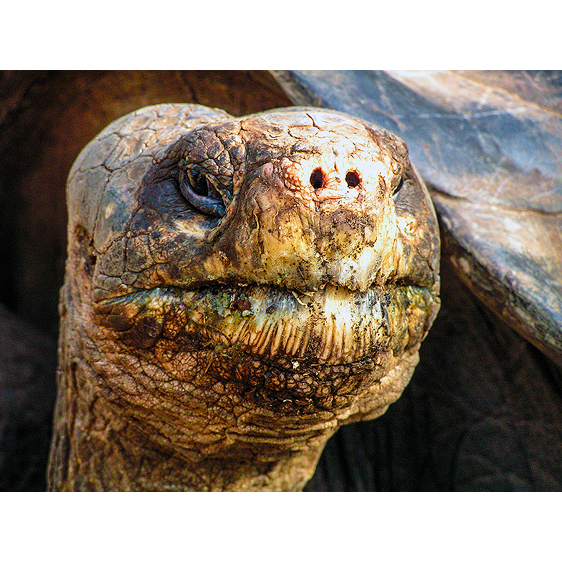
left=47, top=104, right=440, bottom=491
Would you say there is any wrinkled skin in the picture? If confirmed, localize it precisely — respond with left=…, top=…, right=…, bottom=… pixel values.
left=48, top=104, right=439, bottom=491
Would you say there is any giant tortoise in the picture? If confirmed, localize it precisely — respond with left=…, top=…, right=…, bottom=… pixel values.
left=1, top=70, right=561, bottom=491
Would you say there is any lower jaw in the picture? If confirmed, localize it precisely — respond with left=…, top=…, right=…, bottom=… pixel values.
left=85, top=282, right=436, bottom=446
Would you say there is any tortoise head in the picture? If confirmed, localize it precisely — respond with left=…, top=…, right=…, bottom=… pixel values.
left=50, top=105, right=440, bottom=491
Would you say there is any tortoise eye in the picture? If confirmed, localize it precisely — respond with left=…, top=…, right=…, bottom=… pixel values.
left=189, top=170, right=211, bottom=197
left=393, top=176, right=405, bottom=198
left=179, top=169, right=226, bottom=217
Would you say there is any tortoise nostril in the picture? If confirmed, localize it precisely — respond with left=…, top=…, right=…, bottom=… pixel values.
left=310, top=167, right=325, bottom=190
left=345, top=170, right=361, bottom=188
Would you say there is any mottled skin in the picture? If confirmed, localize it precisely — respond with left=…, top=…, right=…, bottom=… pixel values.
left=47, top=104, right=440, bottom=491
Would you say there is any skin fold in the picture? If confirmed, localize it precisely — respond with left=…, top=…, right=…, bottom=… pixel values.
left=47, top=104, right=440, bottom=491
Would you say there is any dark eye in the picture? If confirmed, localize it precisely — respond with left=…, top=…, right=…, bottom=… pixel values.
left=179, top=169, right=226, bottom=217
left=393, top=175, right=405, bottom=198
left=190, top=170, right=211, bottom=196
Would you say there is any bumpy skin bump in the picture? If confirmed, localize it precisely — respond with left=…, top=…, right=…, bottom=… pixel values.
left=47, top=104, right=440, bottom=491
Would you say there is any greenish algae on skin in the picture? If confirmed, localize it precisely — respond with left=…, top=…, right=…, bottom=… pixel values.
left=95, top=281, right=438, bottom=367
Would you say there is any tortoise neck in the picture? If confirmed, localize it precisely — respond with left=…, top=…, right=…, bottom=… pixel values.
left=48, top=397, right=328, bottom=491
left=47, top=304, right=331, bottom=491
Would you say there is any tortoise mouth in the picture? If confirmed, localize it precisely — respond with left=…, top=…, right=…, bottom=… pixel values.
left=94, top=280, right=439, bottom=367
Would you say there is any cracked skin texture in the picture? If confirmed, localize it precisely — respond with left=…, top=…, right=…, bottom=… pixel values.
left=47, top=104, right=440, bottom=491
